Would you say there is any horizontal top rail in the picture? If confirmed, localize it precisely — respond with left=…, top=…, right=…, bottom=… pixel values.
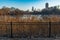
left=0, top=22, right=60, bottom=25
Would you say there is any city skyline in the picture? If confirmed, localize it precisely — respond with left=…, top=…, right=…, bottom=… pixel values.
left=0, top=0, right=60, bottom=11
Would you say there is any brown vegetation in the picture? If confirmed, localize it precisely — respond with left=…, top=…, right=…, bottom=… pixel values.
left=0, top=7, right=60, bottom=37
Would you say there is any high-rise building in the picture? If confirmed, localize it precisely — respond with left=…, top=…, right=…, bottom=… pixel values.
left=32, top=6, right=34, bottom=11
left=45, top=3, right=49, bottom=9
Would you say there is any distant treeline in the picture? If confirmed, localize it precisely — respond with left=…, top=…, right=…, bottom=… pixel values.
left=0, top=6, right=60, bottom=15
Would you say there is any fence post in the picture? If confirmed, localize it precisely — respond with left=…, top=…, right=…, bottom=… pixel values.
left=10, top=22, right=13, bottom=38
left=48, top=22, right=51, bottom=38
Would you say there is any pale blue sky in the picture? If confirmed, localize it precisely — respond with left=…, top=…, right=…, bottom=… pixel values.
left=0, top=0, right=60, bottom=10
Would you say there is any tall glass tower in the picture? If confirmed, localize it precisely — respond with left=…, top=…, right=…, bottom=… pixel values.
left=45, top=3, right=49, bottom=9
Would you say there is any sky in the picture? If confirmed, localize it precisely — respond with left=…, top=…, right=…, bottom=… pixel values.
left=0, top=0, right=60, bottom=11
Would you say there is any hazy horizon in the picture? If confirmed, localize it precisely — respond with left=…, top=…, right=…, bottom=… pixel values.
left=0, top=0, right=60, bottom=11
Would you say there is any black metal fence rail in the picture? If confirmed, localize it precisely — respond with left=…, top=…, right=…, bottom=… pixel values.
left=0, top=22, right=60, bottom=38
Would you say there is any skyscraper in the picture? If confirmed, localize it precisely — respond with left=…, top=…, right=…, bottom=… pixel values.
left=45, top=3, right=49, bottom=9
left=32, top=6, right=34, bottom=11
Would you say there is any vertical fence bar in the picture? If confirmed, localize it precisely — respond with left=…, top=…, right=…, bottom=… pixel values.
left=48, top=22, right=51, bottom=38
left=1, top=24, right=2, bottom=37
left=10, top=22, right=13, bottom=38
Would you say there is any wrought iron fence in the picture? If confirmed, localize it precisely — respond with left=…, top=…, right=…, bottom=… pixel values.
left=0, top=22, right=60, bottom=38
